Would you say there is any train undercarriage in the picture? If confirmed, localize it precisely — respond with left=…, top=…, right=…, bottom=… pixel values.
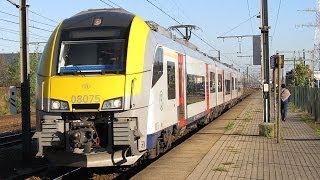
left=33, top=111, right=144, bottom=167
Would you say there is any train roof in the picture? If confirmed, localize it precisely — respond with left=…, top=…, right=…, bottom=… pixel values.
left=61, top=8, right=134, bottom=30
left=60, top=8, right=240, bottom=73
left=147, top=21, right=239, bottom=72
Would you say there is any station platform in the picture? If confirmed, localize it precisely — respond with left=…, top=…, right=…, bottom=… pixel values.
left=132, top=91, right=320, bottom=180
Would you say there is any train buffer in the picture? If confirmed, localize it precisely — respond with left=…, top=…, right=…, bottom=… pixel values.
left=132, top=91, right=320, bottom=180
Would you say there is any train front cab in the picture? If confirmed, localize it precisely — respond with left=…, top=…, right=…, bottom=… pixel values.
left=33, top=10, right=154, bottom=167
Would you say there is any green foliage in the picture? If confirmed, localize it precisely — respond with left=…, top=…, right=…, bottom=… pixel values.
left=7, top=54, right=21, bottom=86
left=293, top=61, right=312, bottom=87
left=0, top=56, right=10, bottom=87
left=288, top=102, right=300, bottom=112
left=29, top=52, right=40, bottom=106
left=213, top=166, right=229, bottom=172
left=4, top=50, right=40, bottom=113
left=316, top=128, right=320, bottom=137
left=224, top=122, right=235, bottom=131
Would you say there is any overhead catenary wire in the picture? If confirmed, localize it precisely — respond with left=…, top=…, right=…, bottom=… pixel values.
left=219, top=13, right=259, bottom=37
left=145, top=0, right=219, bottom=51
left=105, top=0, right=122, bottom=8
left=0, top=37, right=20, bottom=43
left=0, top=10, right=56, bottom=27
left=271, top=0, right=282, bottom=47
left=145, top=0, right=244, bottom=70
left=98, top=0, right=115, bottom=8
left=0, top=26, right=49, bottom=39
left=29, top=9, right=59, bottom=24
left=246, top=0, right=254, bottom=34
left=0, top=27, right=48, bottom=41
left=0, top=18, right=53, bottom=32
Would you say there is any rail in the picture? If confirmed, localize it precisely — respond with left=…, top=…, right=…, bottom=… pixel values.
left=0, top=130, right=35, bottom=148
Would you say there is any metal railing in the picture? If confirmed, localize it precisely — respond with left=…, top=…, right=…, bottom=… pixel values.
left=291, top=87, right=320, bottom=122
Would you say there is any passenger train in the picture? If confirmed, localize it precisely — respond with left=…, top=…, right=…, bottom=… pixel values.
left=33, top=8, right=247, bottom=167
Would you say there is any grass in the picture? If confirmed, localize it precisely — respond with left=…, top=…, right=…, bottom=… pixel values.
left=301, top=114, right=313, bottom=124
left=213, top=166, right=229, bottom=172
left=243, top=112, right=252, bottom=122
left=299, top=112, right=320, bottom=137
left=288, top=102, right=300, bottom=113
left=316, top=128, right=320, bottom=137
left=225, top=122, right=235, bottom=131
left=222, top=162, right=234, bottom=166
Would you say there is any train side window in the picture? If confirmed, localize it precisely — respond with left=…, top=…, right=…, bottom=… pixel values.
left=225, top=79, right=231, bottom=95
left=210, top=72, right=216, bottom=93
left=218, top=74, right=222, bottom=92
left=167, top=61, right=176, bottom=100
left=232, top=77, right=234, bottom=90
left=152, top=47, right=163, bottom=87
left=235, top=78, right=238, bottom=90
left=186, top=74, right=205, bottom=105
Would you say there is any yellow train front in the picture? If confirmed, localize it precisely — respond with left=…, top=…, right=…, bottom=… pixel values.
left=33, top=8, right=245, bottom=167
left=33, top=9, right=153, bottom=167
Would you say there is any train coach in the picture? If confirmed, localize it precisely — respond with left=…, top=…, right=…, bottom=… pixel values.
left=33, top=8, right=245, bottom=167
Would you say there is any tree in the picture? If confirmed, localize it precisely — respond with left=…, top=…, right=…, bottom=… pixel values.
left=0, top=56, right=10, bottom=87
left=293, top=60, right=312, bottom=87
left=6, top=50, right=40, bottom=112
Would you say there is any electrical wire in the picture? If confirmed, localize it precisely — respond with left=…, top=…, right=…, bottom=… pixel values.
left=146, top=0, right=181, bottom=25
left=0, top=10, right=56, bottom=27
left=145, top=0, right=245, bottom=70
left=246, top=0, right=254, bottom=34
left=105, top=0, right=122, bottom=8
left=0, top=26, right=48, bottom=39
left=0, top=27, right=47, bottom=41
left=271, top=0, right=282, bottom=47
left=0, top=37, right=19, bottom=43
left=219, top=13, right=259, bottom=37
left=29, top=9, right=59, bottom=24
left=98, top=0, right=115, bottom=8
left=0, top=18, right=53, bottom=32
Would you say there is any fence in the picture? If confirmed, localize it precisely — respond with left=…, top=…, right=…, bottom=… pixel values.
left=291, top=87, right=320, bottom=122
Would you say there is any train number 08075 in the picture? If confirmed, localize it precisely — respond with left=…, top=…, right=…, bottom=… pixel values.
left=71, top=95, right=100, bottom=103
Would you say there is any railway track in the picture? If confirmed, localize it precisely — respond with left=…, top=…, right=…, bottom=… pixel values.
left=0, top=130, right=35, bottom=148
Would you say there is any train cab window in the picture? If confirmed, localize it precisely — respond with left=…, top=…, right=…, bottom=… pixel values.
left=232, top=77, right=235, bottom=90
left=225, top=79, right=231, bottom=95
left=210, top=72, right=216, bottom=93
left=167, top=61, right=176, bottom=100
left=152, top=47, right=163, bottom=87
left=218, top=74, right=222, bottom=92
left=57, top=40, right=126, bottom=74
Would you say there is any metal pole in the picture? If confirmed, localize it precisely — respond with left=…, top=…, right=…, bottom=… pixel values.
left=261, top=0, right=271, bottom=123
left=20, top=0, right=31, bottom=161
left=277, top=55, right=284, bottom=143
left=273, top=67, right=276, bottom=122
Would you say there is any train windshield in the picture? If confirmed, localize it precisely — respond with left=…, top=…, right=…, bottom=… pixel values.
left=57, top=39, right=126, bottom=74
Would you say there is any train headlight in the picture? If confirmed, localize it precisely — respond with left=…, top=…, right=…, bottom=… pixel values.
left=102, top=97, right=122, bottom=110
left=50, top=99, right=69, bottom=110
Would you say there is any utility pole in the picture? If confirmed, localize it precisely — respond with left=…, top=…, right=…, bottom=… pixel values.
left=260, top=0, right=270, bottom=123
left=20, top=0, right=31, bottom=161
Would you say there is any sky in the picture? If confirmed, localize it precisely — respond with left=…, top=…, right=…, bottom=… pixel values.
left=0, top=0, right=317, bottom=74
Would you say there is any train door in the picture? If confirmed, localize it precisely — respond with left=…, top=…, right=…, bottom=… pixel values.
left=164, top=59, right=178, bottom=128
left=217, top=69, right=223, bottom=105
left=177, top=53, right=186, bottom=128
left=161, top=50, right=179, bottom=129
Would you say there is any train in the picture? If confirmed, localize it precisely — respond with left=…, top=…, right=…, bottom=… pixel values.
left=33, top=8, right=248, bottom=167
